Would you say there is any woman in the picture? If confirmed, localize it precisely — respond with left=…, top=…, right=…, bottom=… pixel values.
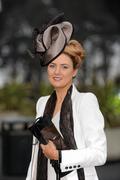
left=26, top=14, right=107, bottom=180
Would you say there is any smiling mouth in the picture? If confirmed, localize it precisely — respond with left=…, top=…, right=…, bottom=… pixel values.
left=53, top=77, right=62, bottom=81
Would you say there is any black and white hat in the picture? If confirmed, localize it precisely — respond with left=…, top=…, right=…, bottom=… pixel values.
left=33, top=13, right=73, bottom=66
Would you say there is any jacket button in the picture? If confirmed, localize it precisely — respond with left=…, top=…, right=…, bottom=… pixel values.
left=78, top=165, right=80, bottom=168
left=73, top=165, right=76, bottom=168
left=69, top=166, right=72, bottom=169
left=65, top=166, right=68, bottom=169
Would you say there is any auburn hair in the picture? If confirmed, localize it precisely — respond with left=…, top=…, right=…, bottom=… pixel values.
left=63, top=40, right=85, bottom=69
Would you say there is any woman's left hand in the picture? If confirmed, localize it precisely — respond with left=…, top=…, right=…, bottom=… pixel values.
left=40, top=140, right=59, bottom=160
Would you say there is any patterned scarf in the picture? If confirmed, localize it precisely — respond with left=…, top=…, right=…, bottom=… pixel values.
left=36, top=85, right=85, bottom=180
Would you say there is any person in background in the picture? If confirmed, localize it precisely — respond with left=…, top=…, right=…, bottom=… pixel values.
left=26, top=13, right=107, bottom=180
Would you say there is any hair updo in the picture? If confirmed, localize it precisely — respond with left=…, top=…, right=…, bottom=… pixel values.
left=63, top=40, right=85, bottom=69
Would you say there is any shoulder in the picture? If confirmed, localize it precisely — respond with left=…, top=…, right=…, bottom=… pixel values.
left=79, top=92, right=99, bottom=109
left=73, top=88, right=101, bottom=114
left=76, top=91, right=104, bottom=127
left=36, top=95, right=50, bottom=116
left=80, top=92, right=98, bottom=103
left=36, top=95, right=50, bottom=106
left=73, top=85, right=99, bottom=107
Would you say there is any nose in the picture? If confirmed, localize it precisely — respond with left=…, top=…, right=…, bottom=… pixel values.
left=54, top=66, right=61, bottom=74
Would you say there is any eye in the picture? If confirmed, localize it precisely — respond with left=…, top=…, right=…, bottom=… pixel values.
left=62, top=65, right=69, bottom=69
left=48, top=64, right=55, bottom=68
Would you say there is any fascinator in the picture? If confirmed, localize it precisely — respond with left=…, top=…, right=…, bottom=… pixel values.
left=33, top=13, right=73, bottom=66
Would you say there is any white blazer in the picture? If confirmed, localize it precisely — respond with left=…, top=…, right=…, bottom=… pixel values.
left=26, top=84, right=107, bottom=180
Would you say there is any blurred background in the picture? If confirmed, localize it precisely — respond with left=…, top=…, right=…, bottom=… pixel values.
left=0, top=0, right=120, bottom=179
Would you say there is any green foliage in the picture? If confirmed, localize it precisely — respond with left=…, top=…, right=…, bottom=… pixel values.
left=0, top=82, right=53, bottom=116
left=0, top=82, right=35, bottom=116
left=38, top=82, right=53, bottom=96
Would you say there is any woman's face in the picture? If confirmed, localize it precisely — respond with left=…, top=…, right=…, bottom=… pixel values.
left=47, top=53, right=78, bottom=89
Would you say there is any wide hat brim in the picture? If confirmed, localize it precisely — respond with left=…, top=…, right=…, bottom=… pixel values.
left=35, top=14, right=73, bottom=66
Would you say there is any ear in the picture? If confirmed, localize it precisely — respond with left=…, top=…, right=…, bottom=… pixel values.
left=73, top=68, right=78, bottom=78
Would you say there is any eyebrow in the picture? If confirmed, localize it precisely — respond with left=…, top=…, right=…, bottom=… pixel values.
left=50, top=63, right=70, bottom=66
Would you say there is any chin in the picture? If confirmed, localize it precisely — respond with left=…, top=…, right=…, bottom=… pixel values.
left=51, top=81, right=72, bottom=89
left=52, top=84, right=64, bottom=89
left=50, top=82, right=62, bottom=88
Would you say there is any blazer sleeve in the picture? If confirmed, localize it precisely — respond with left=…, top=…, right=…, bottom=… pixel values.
left=60, top=93, right=107, bottom=172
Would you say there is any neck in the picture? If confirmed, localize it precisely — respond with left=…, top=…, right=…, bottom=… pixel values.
left=55, top=83, right=72, bottom=103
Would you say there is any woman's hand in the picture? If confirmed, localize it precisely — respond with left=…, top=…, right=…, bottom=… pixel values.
left=40, top=140, right=59, bottom=160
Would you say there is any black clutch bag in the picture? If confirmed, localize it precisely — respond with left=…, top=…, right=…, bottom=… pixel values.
left=28, top=115, right=68, bottom=150
left=28, top=115, right=72, bottom=178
